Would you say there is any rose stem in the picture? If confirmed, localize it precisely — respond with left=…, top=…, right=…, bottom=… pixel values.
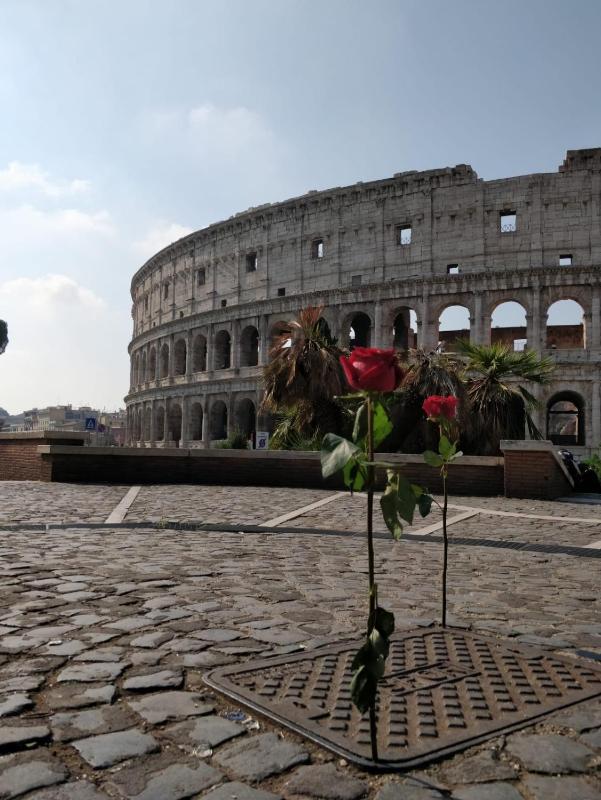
left=441, top=456, right=448, bottom=629
left=366, top=394, right=378, bottom=762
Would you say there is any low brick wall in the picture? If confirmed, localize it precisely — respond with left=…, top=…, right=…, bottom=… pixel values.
left=501, top=440, right=574, bottom=499
left=0, top=431, right=87, bottom=481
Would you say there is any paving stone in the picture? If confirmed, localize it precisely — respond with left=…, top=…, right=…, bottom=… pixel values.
left=553, top=706, right=601, bottom=732
left=374, top=780, right=444, bottom=800
left=0, top=723, right=50, bottom=750
left=284, top=763, right=368, bottom=799
left=0, top=693, right=32, bottom=717
left=164, top=715, right=245, bottom=749
left=506, top=733, right=594, bottom=773
left=72, top=647, right=124, bottom=662
left=452, top=784, right=524, bottom=800
left=0, top=752, right=68, bottom=799
left=130, top=631, right=173, bottom=648
left=521, top=774, right=601, bottom=800
left=250, top=629, right=306, bottom=645
left=166, top=638, right=210, bottom=653
left=105, top=616, right=151, bottom=632
left=202, top=782, right=282, bottom=800
left=72, top=727, right=159, bottom=768
left=68, top=614, right=108, bottom=627
left=129, top=762, right=222, bottom=800
left=122, top=669, right=183, bottom=691
left=0, top=675, right=45, bottom=692
left=56, top=662, right=125, bottom=683
left=129, top=651, right=163, bottom=666
left=214, top=732, right=309, bottom=781
left=581, top=728, right=601, bottom=749
left=127, top=691, right=214, bottom=724
left=442, top=750, right=518, bottom=784
left=25, top=781, right=111, bottom=799
left=44, top=640, right=88, bottom=657
left=44, top=684, right=115, bottom=710
left=194, top=629, right=241, bottom=643
left=50, top=705, right=135, bottom=742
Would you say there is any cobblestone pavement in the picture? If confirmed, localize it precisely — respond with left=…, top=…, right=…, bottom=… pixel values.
left=0, top=483, right=600, bottom=799
left=0, top=484, right=129, bottom=525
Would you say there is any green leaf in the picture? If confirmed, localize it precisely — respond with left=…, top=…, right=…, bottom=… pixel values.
left=438, top=435, right=456, bottom=460
left=374, top=606, right=395, bottom=637
left=423, top=450, right=444, bottom=468
left=448, top=449, right=463, bottom=462
left=352, top=403, right=366, bottom=444
left=372, top=401, right=393, bottom=449
left=321, top=433, right=360, bottom=478
left=342, top=458, right=366, bottom=492
left=369, top=629, right=389, bottom=669
left=417, top=492, right=433, bottom=518
left=411, top=484, right=423, bottom=498
left=350, top=665, right=377, bottom=714
left=380, top=485, right=403, bottom=540
left=396, top=475, right=416, bottom=524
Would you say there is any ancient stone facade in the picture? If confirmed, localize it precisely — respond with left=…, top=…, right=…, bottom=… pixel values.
left=126, top=148, right=601, bottom=453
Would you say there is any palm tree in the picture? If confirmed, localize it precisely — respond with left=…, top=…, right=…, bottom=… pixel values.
left=455, top=340, right=555, bottom=454
left=261, top=306, right=345, bottom=438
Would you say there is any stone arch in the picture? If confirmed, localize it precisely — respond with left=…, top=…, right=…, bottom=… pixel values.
left=210, top=399, right=228, bottom=440
left=214, top=330, right=231, bottom=369
left=141, top=351, right=147, bottom=383
left=342, top=311, right=372, bottom=349
left=190, top=402, right=203, bottom=441
left=174, top=338, right=187, bottom=375
left=491, top=300, right=528, bottom=351
left=148, top=346, right=157, bottom=380
left=546, top=299, right=585, bottom=349
left=192, top=333, right=207, bottom=372
left=438, top=304, right=471, bottom=349
left=155, top=405, right=165, bottom=441
left=547, top=391, right=585, bottom=446
left=235, top=397, right=256, bottom=439
left=391, top=306, right=418, bottom=350
left=168, top=402, right=182, bottom=445
left=240, top=325, right=259, bottom=367
left=316, top=316, right=333, bottom=341
left=159, top=343, right=170, bottom=378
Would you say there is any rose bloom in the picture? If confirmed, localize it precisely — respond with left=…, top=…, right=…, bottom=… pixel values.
left=340, top=347, right=405, bottom=393
left=422, top=394, right=458, bottom=420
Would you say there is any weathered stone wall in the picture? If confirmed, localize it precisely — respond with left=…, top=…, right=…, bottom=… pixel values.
left=125, top=149, right=601, bottom=453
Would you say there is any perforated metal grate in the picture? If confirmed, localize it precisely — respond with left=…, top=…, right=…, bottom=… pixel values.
left=204, top=627, right=601, bottom=770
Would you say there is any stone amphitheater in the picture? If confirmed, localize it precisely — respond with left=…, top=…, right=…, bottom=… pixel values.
left=125, top=148, right=601, bottom=454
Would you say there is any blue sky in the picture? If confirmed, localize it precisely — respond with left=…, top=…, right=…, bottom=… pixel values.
left=0, top=0, right=598, bottom=413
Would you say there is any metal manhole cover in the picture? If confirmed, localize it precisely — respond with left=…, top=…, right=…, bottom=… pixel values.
left=204, top=626, right=601, bottom=771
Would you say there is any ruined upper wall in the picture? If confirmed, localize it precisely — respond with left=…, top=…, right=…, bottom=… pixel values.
left=131, top=148, right=601, bottom=337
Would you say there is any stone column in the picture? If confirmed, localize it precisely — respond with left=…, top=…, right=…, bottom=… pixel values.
left=226, top=393, right=234, bottom=437
left=208, top=324, right=215, bottom=371
left=592, top=380, right=601, bottom=448
left=259, top=315, right=269, bottom=365
left=168, top=334, right=175, bottom=379
left=418, top=296, right=434, bottom=350
left=163, top=398, right=170, bottom=445
left=155, top=341, right=161, bottom=381
left=149, top=399, right=156, bottom=446
left=185, top=331, right=193, bottom=378
left=373, top=301, right=383, bottom=348
left=202, top=399, right=210, bottom=449
left=181, top=396, right=188, bottom=448
left=231, top=321, right=240, bottom=369
left=526, top=290, right=542, bottom=351
left=589, top=287, right=600, bottom=350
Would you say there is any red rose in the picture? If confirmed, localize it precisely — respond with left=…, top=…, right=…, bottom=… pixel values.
left=340, top=347, right=405, bottom=393
left=423, top=395, right=458, bottom=420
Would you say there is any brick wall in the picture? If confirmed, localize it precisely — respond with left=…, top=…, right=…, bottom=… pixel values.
left=0, top=432, right=86, bottom=481
left=501, top=440, right=574, bottom=499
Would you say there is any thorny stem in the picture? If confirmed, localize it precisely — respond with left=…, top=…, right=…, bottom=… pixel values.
left=366, top=394, right=378, bottom=762
left=441, top=441, right=449, bottom=628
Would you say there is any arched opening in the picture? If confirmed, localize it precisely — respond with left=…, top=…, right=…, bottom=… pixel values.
left=269, top=321, right=290, bottom=355
left=190, top=402, right=203, bottom=441
left=135, top=408, right=142, bottom=441
left=143, top=406, right=151, bottom=441
left=192, top=334, right=207, bottom=372
left=438, top=305, right=471, bottom=350
left=546, top=300, right=585, bottom=349
left=347, top=312, right=371, bottom=350
left=214, top=330, right=231, bottom=369
left=547, top=392, right=584, bottom=446
left=235, top=398, right=256, bottom=440
left=174, top=339, right=187, bottom=376
left=491, top=301, right=528, bottom=351
left=159, top=343, right=170, bottom=378
left=155, top=406, right=165, bottom=441
left=134, top=353, right=140, bottom=387
left=393, top=308, right=418, bottom=350
left=210, top=400, right=228, bottom=441
left=168, top=402, right=182, bottom=445
left=141, top=351, right=147, bottom=383
left=148, top=347, right=157, bottom=380
left=316, top=317, right=332, bottom=340
left=240, top=326, right=259, bottom=367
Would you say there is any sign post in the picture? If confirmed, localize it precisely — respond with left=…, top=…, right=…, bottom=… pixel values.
left=255, top=431, right=269, bottom=450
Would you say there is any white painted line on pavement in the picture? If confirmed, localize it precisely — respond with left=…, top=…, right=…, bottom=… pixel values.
left=585, top=539, right=601, bottom=549
left=447, top=503, right=601, bottom=526
left=260, top=492, right=346, bottom=527
left=105, top=486, right=141, bottom=524
left=408, top=510, right=480, bottom=537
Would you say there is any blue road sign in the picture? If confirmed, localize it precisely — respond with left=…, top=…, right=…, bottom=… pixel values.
left=85, top=417, right=97, bottom=431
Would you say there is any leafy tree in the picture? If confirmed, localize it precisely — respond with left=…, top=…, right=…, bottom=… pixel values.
left=455, top=340, right=554, bottom=454
left=0, top=320, right=7, bottom=355
left=261, top=306, right=345, bottom=438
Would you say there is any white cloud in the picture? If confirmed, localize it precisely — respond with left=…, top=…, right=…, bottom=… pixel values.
left=0, top=275, right=129, bottom=413
left=0, top=204, right=113, bottom=238
left=0, top=161, right=90, bottom=197
left=132, top=221, right=193, bottom=260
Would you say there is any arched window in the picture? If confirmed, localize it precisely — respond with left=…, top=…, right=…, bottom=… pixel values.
left=174, top=339, right=187, bottom=376
left=438, top=305, right=471, bottom=349
left=141, top=351, right=147, bottom=383
left=393, top=308, right=418, bottom=350
left=159, top=343, right=170, bottom=378
left=168, top=402, right=182, bottom=445
left=143, top=406, right=151, bottom=441
left=235, top=398, right=256, bottom=438
left=148, top=347, right=157, bottom=380
left=135, top=408, right=142, bottom=441
left=190, top=402, right=203, bottom=440
left=240, top=326, right=259, bottom=367
left=346, top=312, right=371, bottom=350
left=210, top=400, right=228, bottom=440
left=192, top=334, right=207, bottom=372
left=491, top=301, right=527, bottom=351
left=547, top=392, right=584, bottom=446
left=134, top=353, right=140, bottom=387
left=214, top=330, right=231, bottom=370
left=155, top=406, right=165, bottom=441
left=546, top=300, right=585, bottom=349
